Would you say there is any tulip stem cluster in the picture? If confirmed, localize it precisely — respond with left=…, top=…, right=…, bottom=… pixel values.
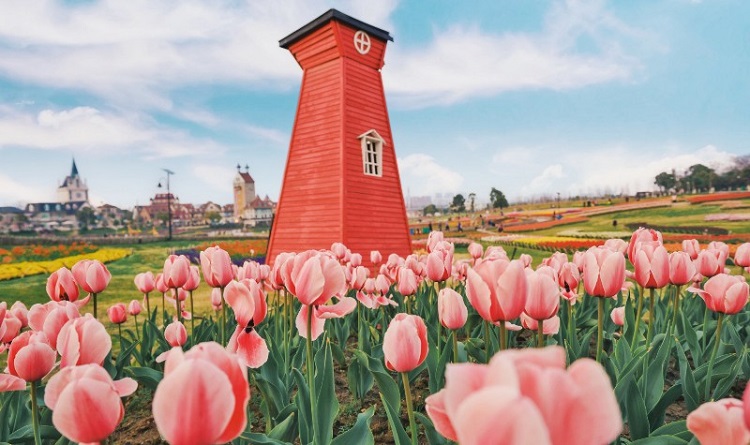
left=30, top=381, right=42, bottom=445
left=596, top=298, right=605, bottom=363
left=631, top=286, right=645, bottom=352
left=401, top=372, right=418, bottom=445
left=705, top=313, right=725, bottom=401
left=306, top=305, right=319, bottom=444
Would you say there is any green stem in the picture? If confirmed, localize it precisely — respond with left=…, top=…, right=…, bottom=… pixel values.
left=219, top=286, right=226, bottom=346
left=401, top=372, right=418, bottom=445
left=161, top=292, right=166, bottom=326
left=144, top=292, right=150, bottom=315
left=452, top=330, right=459, bottom=363
left=670, top=285, right=682, bottom=337
left=357, top=302, right=363, bottom=351
left=701, top=306, right=710, bottom=352
left=498, top=321, right=508, bottom=351
left=134, top=315, right=139, bottom=341
left=118, top=323, right=122, bottom=342
left=189, top=290, right=195, bottom=340
left=306, top=305, right=319, bottom=444
left=596, top=298, right=605, bottom=363
left=704, top=313, right=725, bottom=401
left=174, top=288, right=182, bottom=324
left=646, top=287, right=655, bottom=344
left=93, top=292, right=98, bottom=319
left=631, top=286, right=645, bottom=352
left=30, top=381, right=41, bottom=445
left=537, top=319, right=544, bottom=348
left=484, top=320, right=492, bottom=362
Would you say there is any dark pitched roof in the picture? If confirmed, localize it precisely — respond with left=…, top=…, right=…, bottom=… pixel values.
left=279, top=8, right=393, bottom=49
left=71, top=158, right=79, bottom=177
left=238, top=172, right=254, bottom=184
left=26, top=201, right=88, bottom=215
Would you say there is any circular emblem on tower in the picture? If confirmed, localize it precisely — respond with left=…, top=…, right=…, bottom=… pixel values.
left=354, top=30, right=371, bottom=55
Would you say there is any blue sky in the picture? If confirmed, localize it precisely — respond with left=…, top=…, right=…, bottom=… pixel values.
left=0, top=0, right=747, bottom=209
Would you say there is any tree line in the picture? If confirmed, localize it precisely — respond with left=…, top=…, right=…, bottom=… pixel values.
left=423, top=188, right=509, bottom=216
left=654, top=155, right=750, bottom=194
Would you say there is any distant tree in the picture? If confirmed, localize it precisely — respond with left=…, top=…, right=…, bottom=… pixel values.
left=76, top=207, right=97, bottom=231
left=423, top=204, right=438, bottom=216
left=654, top=171, right=677, bottom=193
left=451, top=194, right=466, bottom=212
left=206, top=211, right=222, bottom=224
left=490, top=188, right=509, bottom=210
left=468, top=193, right=476, bottom=213
left=686, top=164, right=715, bottom=192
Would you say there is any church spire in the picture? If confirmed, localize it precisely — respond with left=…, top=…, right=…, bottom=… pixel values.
left=71, top=158, right=79, bottom=177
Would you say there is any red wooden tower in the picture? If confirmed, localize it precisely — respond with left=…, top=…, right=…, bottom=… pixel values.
left=267, top=9, right=412, bottom=266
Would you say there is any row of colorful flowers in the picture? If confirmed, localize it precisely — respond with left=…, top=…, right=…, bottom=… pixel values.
left=0, top=242, right=98, bottom=264
left=705, top=213, right=750, bottom=221
left=503, top=216, right=589, bottom=232
left=0, top=248, right=131, bottom=281
left=686, top=191, right=750, bottom=204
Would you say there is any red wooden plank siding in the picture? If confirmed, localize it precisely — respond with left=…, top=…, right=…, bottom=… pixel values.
left=267, top=13, right=411, bottom=267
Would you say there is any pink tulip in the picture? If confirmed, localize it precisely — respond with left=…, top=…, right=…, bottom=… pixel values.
left=10, top=301, right=28, bottom=328
left=1, top=313, right=21, bottom=343
left=524, top=269, right=560, bottom=321
left=30, top=301, right=80, bottom=349
left=426, top=347, right=621, bottom=445
left=200, top=246, right=234, bottom=288
left=211, top=287, right=223, bottom=311
left=484, top=246, right=508, bottom=261
left=520, top=314, right=560, bottom=335
left=542, top=252, right=567, bottom=275
left=709, top=241, right=730, bottom=259
left=57, top=315, right=112, bottom=368
left=426, top=246, right=453, bottom=283
left=669, top=251, right=697, bottom=286
left=282, top=250, right=347, bottom=307
left=163, top=255, right=191, bottom=289
left=134, top=271, right=156, bottom=294
left=45, top=364, right=137, bottom=444
left=7, top=331, right=56, bottom=382
left=396, top=267, right=418, bottom=296
left=350, top=265, right=369, bottom=290
left=582, top=247, right=626, bottom=298
left=165, top=320, right=187, bottom=347
left=370, top=250, right=382, bottom=265
left=687, top=398, right=750, bottom=445
left=383, top=314, right=429, bottom=373
left=224, top=279, right=267, bottom=329
left=572, top=251, right=585, bottom=272
left=349, top=253, right=362, bottom=267
left=519, top=253, right=533, bottom=268
left=427, top=231, right=445, bottom=252
left=558, top=262, right=580, bottom=302
left=330, top=242, right=349, bottom=263
left=465, top=259, right=527, bottom=322
left=438, top=288, right=468, bottom=330
left=295, top=296, right=356, bottom=340
left=155, top=273, right=169, bottom=294
left=682, top=239, right=701, bottom=260
left=107, top=303, right=127, bottom=325
left=128, top=300, right=142, bottom=316
left=633, top=243, right=670, bottom=289
left=72, top=259, right=111, bottom=294
left=735, top=243, right=750, bottom=268
left=153, top=342, right=249, bottom=445
left=183, top=265, right=201, bottom=291
left=688, top=274, right=749, bottom=315
left=603, top=238, right=627, bottom=254
left=610, top=307, right=625, bottom=326
left=468, top=242, right=483, bottom=261
left=46, top=268, right=80, bottom=302
left=695, top=248, right=728, bottom=278
left=627, top=227, right=663, bottom=261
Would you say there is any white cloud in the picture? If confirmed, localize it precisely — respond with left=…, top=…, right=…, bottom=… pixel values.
left=0, top=174, right=53, bottom=205
left=0, top=106, right=222, bottom=158
left=0, top=0, right=398, bottom=110
left=385, top=0, right=648, bottom=106
left=398, top=153, right=464, bottom=196
left=192, top=164, right=237, bottom=193
left=527, top=164, right=565, bottom=192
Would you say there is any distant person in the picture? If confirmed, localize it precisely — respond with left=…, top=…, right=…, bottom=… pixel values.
left=428, top=222, right=433, bottom=232
left=613, top=219, right=618, bottom=227
left=457, top=222, right=463, bottom=232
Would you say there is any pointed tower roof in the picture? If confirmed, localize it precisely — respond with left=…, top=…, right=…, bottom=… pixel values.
left=71, top=158, right=79, bottom=177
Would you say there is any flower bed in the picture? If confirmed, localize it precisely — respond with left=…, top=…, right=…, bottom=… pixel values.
left=624, top=222, right=729, bottom=235
left=704, top=213, right=750, bottom=222
left=481, top=234, right=605, bottom=253
left=686, top=191, right=750, bottom=204
left=0, top=248, right=131, bottom=281
left=0, top=242, right=98, bottom=264
left=178, top=239, right=268, bottom=266
left=503, top=216, right=589, bottom=232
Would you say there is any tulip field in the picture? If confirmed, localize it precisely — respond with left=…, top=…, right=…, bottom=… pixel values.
left=3, top=212, right=750, bottom=443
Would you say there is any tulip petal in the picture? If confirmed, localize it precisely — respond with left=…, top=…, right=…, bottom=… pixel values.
left=295, top=305, right=326, bottom=341
left=0, top=374, right=26, bottom=392
left=53, top=379, right=123, bottom=444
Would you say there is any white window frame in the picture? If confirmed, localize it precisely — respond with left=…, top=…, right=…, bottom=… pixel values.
left=358, top=130, right=385, bottom=177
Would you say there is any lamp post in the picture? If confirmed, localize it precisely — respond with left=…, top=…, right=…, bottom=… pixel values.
left=158, top=169, right=175, bottom=240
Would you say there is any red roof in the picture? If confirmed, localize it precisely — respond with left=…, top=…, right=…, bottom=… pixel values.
left=238, top=172, right=254, bottom=184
